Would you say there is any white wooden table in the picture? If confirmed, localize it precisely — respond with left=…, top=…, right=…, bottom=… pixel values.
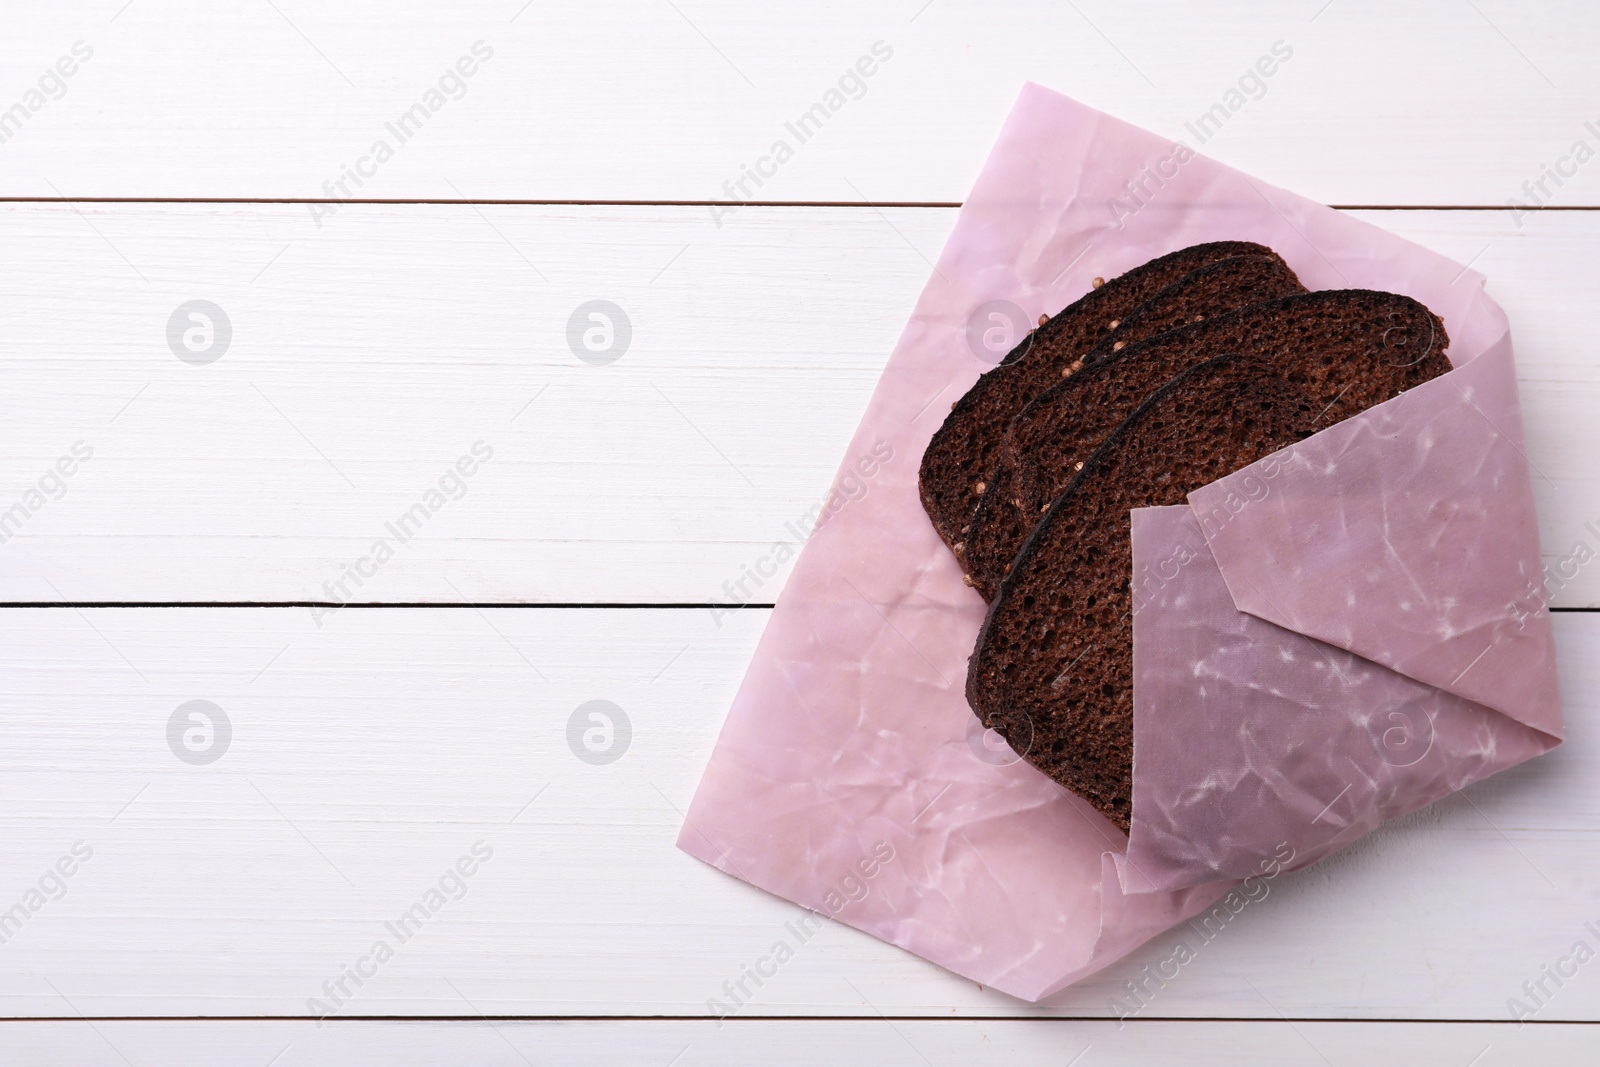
left=2, top=2, right=1598, bottom=1063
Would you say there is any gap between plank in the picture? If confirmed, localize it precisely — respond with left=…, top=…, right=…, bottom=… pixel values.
left=0, top=198, right=1595, bottom=211
left=0, top=601, right=780, bottom=610
left=0, top=1014, right=1589, bottom=1024
left=1, top=603, right=1595, bottom=612
left=0, top=197, right=963, bottom=208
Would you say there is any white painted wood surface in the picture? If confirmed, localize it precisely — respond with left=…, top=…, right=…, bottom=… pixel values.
left=0, top=1019, right=1594, bottom=1066
left=1, top=2, right=1598, bottom=207
left=0, top=608, right=1595, bottom=1023
left=3, top=206, right=1599, bottom=605
left=3, top=1, right=1598, bottom=1062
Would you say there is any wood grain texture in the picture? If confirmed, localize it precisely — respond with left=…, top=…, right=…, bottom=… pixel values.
left=0, top=1019, right=1594, bottom=1066
left=1, top=2, right=1597, bottom=206
left=0, top=607, right=1592, bottom=1021
left=1, top=205, right=1595, bottom=605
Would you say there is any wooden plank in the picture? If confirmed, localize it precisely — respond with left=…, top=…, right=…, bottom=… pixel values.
left=1, top=204, right=1595, bottom=605
left=0, top=606, right=1593, bottom=1019
left=0, top=201, right=945, bottom=604
left=0, top=1019, right=1593, bottom=1066
left=3, top=2, right=1598, bottom=206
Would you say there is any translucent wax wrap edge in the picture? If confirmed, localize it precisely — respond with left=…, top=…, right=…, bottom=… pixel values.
left=677, top=82, right=1556, bottom=1002
left=1125, top=268, right=1562, bottom=889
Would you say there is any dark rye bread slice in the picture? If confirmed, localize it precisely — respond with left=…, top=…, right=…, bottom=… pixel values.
left=1080, top=253, right=1307, bottom=366
left=961, top=254, right=1307, bottom=599
left=1008, top=290, right=1451, bottom=528
left=966, top=354, right=1323, bottom=830
left=918, top=240, right=1281, bottom=559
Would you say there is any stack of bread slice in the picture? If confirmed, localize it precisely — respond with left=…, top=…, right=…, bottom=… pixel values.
left=919, top=242, right=1452, bottom=829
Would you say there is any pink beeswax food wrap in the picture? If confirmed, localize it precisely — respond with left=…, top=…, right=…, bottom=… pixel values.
left=678, top=83, right=1563, bottom=1001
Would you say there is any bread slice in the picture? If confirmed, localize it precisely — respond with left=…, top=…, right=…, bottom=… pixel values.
left=966, top=354, right=1322, bottom=830
left=918, top=241, right=1283, bottom=561
left=961, top=254, right=1306, bottom=599
left=1080, top=252, right=1307, bottom=366
left=1007, top=290, right=1451, bottom=533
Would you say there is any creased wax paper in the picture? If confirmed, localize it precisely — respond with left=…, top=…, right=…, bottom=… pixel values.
left=678, top=83, right=1563, bottom=1002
